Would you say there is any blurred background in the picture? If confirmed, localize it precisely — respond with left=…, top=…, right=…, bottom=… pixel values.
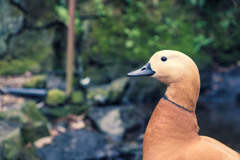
left=0, top=0, right=240, bottom=159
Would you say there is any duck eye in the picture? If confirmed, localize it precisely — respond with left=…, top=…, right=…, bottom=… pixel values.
left=161, top=56, right=167, bottom=62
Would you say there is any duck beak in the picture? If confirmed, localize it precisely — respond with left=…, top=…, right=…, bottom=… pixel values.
left=127, top=62, right=155, bottom=77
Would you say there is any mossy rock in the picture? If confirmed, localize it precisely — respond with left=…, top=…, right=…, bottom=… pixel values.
left=21, top=122, right=49, bottom=144
left=23, top=75, right=47, bottom=89
left=21, top=101, right=49, bottom=144
left=22, top=101, right=48, bottom=123
left=123, top=77, right=166, bottom=103
left=87, top=85, right=111, bottom=106
left=20, top=0, right=58, bottom=27
left=45, top=89, right=66, bottom=107
left=40, top=105, right=88, bottom=119
left=0, top=109, right=28, bottom=124
left=0, top=121, right=22, bottom=160
left=108, top=77, right=129, bottom=103
left=87, top=77, right=129, bottom=106
left=71, top=91, right=85, bottom=104
left=0, top=0, right=24, bottom=56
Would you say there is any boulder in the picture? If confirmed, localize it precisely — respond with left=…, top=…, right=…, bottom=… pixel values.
left=38, top=130, right=108, bottom=160
left=21, top=101, right=49, bottom=144
left=106, top=139, right=143, bottom=160
left=0, top=101, right=50, bottom=145
left=12, top=0, right=58, bottom=27
left=0, top=108, right=27, bottom=124
left=0, top=0, right=24, bottom=56
left=87, top=77, right=129, bottom=106
left=88, top=105, right=147, bottom=141
left=0, top=29, right=55, bottom=75
left=123, top=77, right=166, bottom=104
left=0, top=121, right=22, bottom=160
left=46, top=74, right=66, bottom=90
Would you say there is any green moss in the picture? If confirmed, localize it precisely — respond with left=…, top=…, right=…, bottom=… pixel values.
left=1, top=128, right=22, bottom=160
left=0, top=29, right=55, bottom=75
left=87, top=77, right=129, bottom=105
left=71, top=91, right=85, bottom=104
left=41, top=105, right=88, bottom=119
left=0, top=59, right=37, bottom=75
left=87, top=86, right=110, bottom=105
left=21, top=101, right=49, bottom=144
left=0, top=121, right=22, bottom=160
left=22, top=101, right=47, bottom=123
left=21, top=122, right=49, bottom=144
left=23, top=75, right=47, bottom=89
left=45, top=89, right=66, bottom=107
left=0, top=109, right=28, bottom=124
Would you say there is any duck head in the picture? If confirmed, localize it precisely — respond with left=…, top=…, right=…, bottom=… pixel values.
left=127, top=50, right=200, bottom=111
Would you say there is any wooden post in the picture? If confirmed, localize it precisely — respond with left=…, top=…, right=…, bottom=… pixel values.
left=66, top=0, right=76, bottom=96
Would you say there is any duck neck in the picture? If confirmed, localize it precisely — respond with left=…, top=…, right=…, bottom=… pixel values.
left=143, top=98, right=200, bottom=159
left=165, top=78, right=200, bottom=112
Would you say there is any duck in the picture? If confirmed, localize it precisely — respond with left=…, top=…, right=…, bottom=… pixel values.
left=127, top=50, right=240, bottom=160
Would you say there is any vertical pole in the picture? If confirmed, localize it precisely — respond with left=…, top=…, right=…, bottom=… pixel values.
left=66, top=0, right=76, bottom=96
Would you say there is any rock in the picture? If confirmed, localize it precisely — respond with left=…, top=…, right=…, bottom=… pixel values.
left=87, top=77, right=129, bottom=106
left=109, top=77, right=129, bottom=104
left=38, top=130, right=108, bottom=160
left=123, top=77, right=166, bottom=104
left=45, top=89, right=66, bottom=107
left=0, top=101, right=49, bottom=144
left=87, top=85, right=110, bottom=105
left=21, top=101, right=49, bottom=144
left=107, top=140, right=143, bottom=160
left=23, top=75, right=47, bottom=89
left=0, top=108, right=28, bottom=124
left=12, top=0, right=58, bottom=27
left=0, top=0, right=24, bottom=56
left=46, top=74, right=66, bottom=90
left=0, top=121, right=22, bottom=160
left=22, top=101, right=48, bottom=123
left=88, top=105, right=147, bottom=141
left=0, top=29, right=55, bottom=75
left=84, top=62, right=133, bottom=85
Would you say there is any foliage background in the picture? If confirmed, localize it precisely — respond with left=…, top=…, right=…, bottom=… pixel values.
left=0, top=0, right=240, bottom=78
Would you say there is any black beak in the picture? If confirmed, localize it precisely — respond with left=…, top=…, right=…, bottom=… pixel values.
left=127, top=62, right=155, bottom=77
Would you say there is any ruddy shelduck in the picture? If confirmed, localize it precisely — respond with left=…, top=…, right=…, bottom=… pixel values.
left=127, top=50, right=240, bottom=160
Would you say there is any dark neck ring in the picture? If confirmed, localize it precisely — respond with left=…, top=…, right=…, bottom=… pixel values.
left=162, top=95, right=193, bottom=113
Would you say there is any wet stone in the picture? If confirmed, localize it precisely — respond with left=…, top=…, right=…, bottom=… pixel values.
left=38, top=130, right=108, bottom=160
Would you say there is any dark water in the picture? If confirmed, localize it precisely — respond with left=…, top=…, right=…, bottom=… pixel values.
left=196, top=102, right=240, bottom=151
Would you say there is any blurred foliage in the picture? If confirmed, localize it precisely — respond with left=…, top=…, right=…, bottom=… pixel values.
left=55, top=0, right=82, bottom=34
left=0, top=0, right=240, bottom=76
left=82, top=0, right=240, bottom=67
